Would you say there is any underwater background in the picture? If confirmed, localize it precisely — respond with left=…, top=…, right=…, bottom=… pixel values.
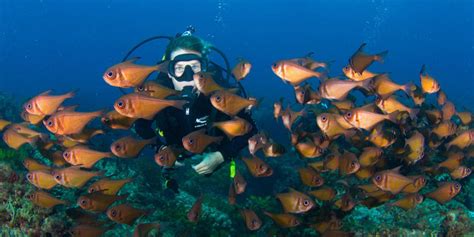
left=0, top=0, right=473, bottom=236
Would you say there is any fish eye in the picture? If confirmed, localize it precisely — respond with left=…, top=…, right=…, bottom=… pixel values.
left=188, top=139, right=194, bottom=145
left=416, top=195, right=422, bottom=202
left=251, top=219, right=258, bottom=226
left=303, top=200, right=310, bottom=206
left=27, top=104, right=32, bottom=109
left=345, top=112, right=352, bottom=118
left=111, top=210, right=117, bottom=217
left=159, top=156, right=165, bottom=161
left=350, top=161, right=356, bottom=167
left=89, top=188, right=95, bottom=193
left=63, top=152, right=69, bottom=158
left=102, top=118, right=110, bottom=124
left=81, top=199, right=87, bottom=205
left=26, top=174, right=32, bottom=179
left=455, top=183, right=461, bottom=189
left=55, top=175, right=61, bottom=180
left=107, top=71, right=114, bottom=78
left=115, top=144, right=121, bottom=151
left=375, top=175, right=382, bottom=182
left=47, top=120, right=53, bottom=127
left=272, top=63, right=277, bottom=68
left=321, top=115, right=327, bottom=122
left=137, top=86, right=144, bottom=91
left=215, top=96, right=221, bottom=102
left=117, top=101, right=125, bottom=108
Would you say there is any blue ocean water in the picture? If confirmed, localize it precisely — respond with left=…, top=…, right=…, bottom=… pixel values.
left=0, top=0, right=472, bottom=108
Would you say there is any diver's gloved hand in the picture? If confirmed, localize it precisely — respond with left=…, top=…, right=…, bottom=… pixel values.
left=192, top=151, right=225, bottom=175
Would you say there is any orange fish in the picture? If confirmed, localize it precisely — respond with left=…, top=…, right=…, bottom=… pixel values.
left=402, top=176, right=426, bottom=193
left=348, top=43, right=388, bottom=74
left=23, top=158, right=51, bottom=171
left=232, top=59, right=252, bottom=81
left=233, top=169, right=247, bottom=194
left=276, top=188, right=315, bottom=214
left=66, top=128, right=104, bottom=144
left=63, top=145, right=112, bottom=168
left=372, top=167, right=413, bottom=194
left=263, top=211, right=301, bottom=228
left=273, top=98, right=283, bottom=121
left=78, top=191, right=128, bottom=212
left=370, top=74, right=413, bottom=98
left=358, top=184, right=380, bottom=193
left=310, top=216, right=342, bottom=234
left=248, top=132, right=269, bottom=155
left=331, top=100, right=355, bottom=111
left=69, top=225, right=110, bottom=237
left=419, top=64, right=440, bottom=94
left=426, top=182, right=461, bottom=204
left=281, top=106, right=305, bottom=131
left=114, top=93, right=187, bottom=120
left=28, top=190, right=67, bottom=208
left=2, top=126, right=38, bottom=150
left=456, top=111, right=472, bottom=125
left=212, top=117, right=253, bottom=140
left=133, top=223, right=160, bottom=237
left=375, top=96, right=419, bottom=119
left=210, top=90, right=258, bottom=116
left=320, top=77, right=371, bottom=101
left=404, top=131, right=425, bottom=164
left=43, top=110, right=102, bottom=135
left=154, top=145, right=180, bottom=168
left=432, top=120, right=457, bottom=138
left=425, top=109, right=442, bottom=124
left=182, top=129, right=223, bottom=154
left=355, top=167, right=375, bottom=180
left=446, top=129, right=473, bottom=150
left=24, top=90, right=75, bottom=116
left=339, top=152, right=360, bottom=176
left=388, top=193, right=423, bottom=210
left=450, top=166, right=471, bottom=179
left=45, top=150, right=68, bottom=167
left=240, top=209, right=262, bottom=231
left=438, top=151, right=464, bottom=171
left=193, top=72, right=227, bottom=96
left=242, top=155, right=273, bottom=177
left=262, top=141, right=286, bottom=157
left=308, top=186, right=336, bottom=201
left=437, top=90, right=447, bottom=106
left=107, top=204, right=147, bottom=225
left=344, top=107, right=398, bottom=131
left=359, top=147, right=383, bottom=167
left=316, top=113, right=353, bottom=140
left=9, top=123, right=47, bottom=139
left=272, top=60, right=325, bottom=85
left=134, top=80, right=180, bottom=99
left=323, top=152, right=341, bottom=171
left=343, top=65, right=379, bottom=81
left=111, top=136, right=154, bottom=158
left=295, top=138, right=325, bottom=159
left=101, top=110, right=139, bottom=130
left=367, top=124, right=397, bottom=148
left=294, top=84, right=321, bottom=104
left=298, top=167, right=324, bottom=187
left=21, top=111, right=46, bottom=125
left=409, top=85, right=426, bottom=106
left=288, top=53, right=330, bottom=70
left=103, top=58, right=166, bottom=88
left=52, top=166, right=103, bottom=188
left=334, top=194, right=356, bottom=212
left=56, top=136, right=81, bottom=148
left=187, top=195, right=203, bottom=222
left=88, top=177, right=133, bottom=195
left=0, top=119, right=11, bottom=131
left=442, top=101, right=456, bottom=121
left=26, top=170, right=58, bottom=190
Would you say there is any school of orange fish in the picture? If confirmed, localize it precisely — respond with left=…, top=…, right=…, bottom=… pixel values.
left=0, top=43, right=473, bottom=236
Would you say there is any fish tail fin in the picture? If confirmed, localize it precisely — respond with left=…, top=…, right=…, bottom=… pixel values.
left=247, top=97, right=263, bottom=111
left=91, top=109, right=106, bottom=118
left=172, top=100, right=189, bottom=110
left=118, top=193, right=130, bottom=201
left=387, top=111, right=401, bottom=124
left=316, top=70, right=328, bottom=81
left=28, top=136, right=39, bottom=146
left=359, top=77, right=373, bottom=90
left=375, top=50, right=389, bottom=63
left=401, top=81, right=415, bottom=95
left=409, top=108, right=420, bottom=120
left=420, top=64, right=427, bottom=75
left=155, top=60, right=170, bottom=74
left=65, top=89, right=78, bottom=99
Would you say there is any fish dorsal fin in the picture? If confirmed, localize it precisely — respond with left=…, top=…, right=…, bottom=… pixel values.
left=288, top=187, right=300, bottom=193
left=390, top=165, right=402, bottom=174
left=123, top=57, right=141, bottom=64
left=39, top=90, right=53, bottom=96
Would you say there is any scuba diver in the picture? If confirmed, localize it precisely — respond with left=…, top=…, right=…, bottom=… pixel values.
left=132, top=28, right=258, bottom=193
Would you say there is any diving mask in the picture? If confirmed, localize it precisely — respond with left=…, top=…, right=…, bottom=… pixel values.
left=168, top=54, right=207, bottom=81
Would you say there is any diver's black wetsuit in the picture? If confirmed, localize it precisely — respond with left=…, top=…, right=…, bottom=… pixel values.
left=134, top=66, right=257, bottom=163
